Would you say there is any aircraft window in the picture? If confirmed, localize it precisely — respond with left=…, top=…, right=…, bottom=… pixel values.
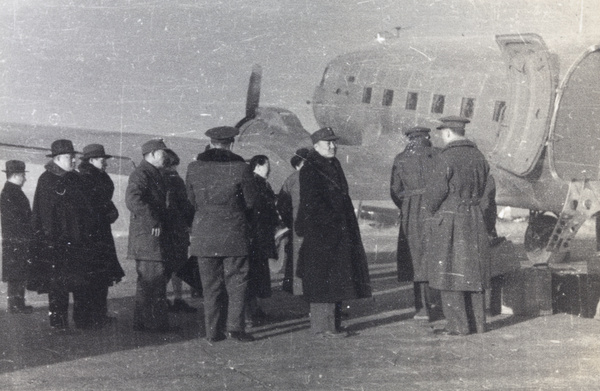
left=493, top=101, right=506, bottom=122
left=431, top=94, right=445, bottom=114
left=382, top=89, right=394, bottom=106
left=460, top=98, right=475, bottom=118
left=335, top=88, right=342, bottom=95
left=347, top=75, right=356, bottom=83
left=405, top=92, right=418, bottom=110
left=362, top=87, right=372, bottom=104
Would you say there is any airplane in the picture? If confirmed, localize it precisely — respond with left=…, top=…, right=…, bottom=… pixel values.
left=2, top=32, right=600, bottom=266
left=305, top=32, right=600, bottom=264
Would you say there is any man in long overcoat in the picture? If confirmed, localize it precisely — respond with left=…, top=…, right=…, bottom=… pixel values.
left=126, top=138, right=172, bottom=333
left=295, top=127, right=372, bottom=338
left=1, top=160, right=34, bottom=313
left=424, top=116, right=493, bottom=335
left=246, top=155, right=279, bottom=325
left=390, top=127, right=441, bottom=321
left=162, top=148, right=197, bottom=312
left=277, top=148, right=309, bottom=295
left=31, top=139, right=94, bottom=330
left=186, top=126, right=257, bottom=343
left=78, top=144, right=125, bottom=328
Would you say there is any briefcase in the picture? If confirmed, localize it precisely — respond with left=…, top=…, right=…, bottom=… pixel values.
left=489, top=238, right=522, bottom=277
left=175, top=256, right=202, bottom=291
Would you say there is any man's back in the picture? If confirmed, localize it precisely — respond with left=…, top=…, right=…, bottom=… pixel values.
left=427, top=139, right=490, bottom=214
left=186, top=148, right=253, bottom=257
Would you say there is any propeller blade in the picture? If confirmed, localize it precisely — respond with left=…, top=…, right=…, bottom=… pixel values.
left=245, top=64, right=262, bottom=119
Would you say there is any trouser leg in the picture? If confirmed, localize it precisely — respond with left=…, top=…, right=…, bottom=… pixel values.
left=7, top=280, right=26, bottom=308
left=98, top=283, right=109, bottom=319
left=224, top=256, right=249, bottom=333
left=133, top=260, right=169, bottom=331
left=440, top=290, right=470, bottom=335
left=73, top=280, right=109, bottom=327
left=48, top=286, right=69, bottom=328
left=413, top=282, right=428, bottom=315
left=198, top=257, right=227, bottom=339
left=310, top=302, right=336, bottom=333
left=466, top=291, right=487, bottom=334
left=334, top=301, right=343, bottom=331
left=171, top=275, right=183, bottom=300
left=488, top=276, right=503, bottom=316
left=72, top=285, right=91, bottom=327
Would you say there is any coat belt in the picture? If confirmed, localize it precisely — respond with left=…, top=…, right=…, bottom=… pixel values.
left=396, top=189, right=426, bottom=198
left=459, top=198, right=480, bottom=206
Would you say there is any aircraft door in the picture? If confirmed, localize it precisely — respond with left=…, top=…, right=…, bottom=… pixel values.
left=492, top=34, right=556, bottom=177
left=549, top=47, right=600, bottom=180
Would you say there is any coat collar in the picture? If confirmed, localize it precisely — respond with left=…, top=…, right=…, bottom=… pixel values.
left=139, top=159, right=162, bottom=174
left=196, top=148, right=245, bottom=163
left=44, top=160, right=68, bottom=177
left=307, top=149, right=337, bottom=166
left=78, top=160, right=101, bottom=176
left=443, top=139, right=477, bottom=151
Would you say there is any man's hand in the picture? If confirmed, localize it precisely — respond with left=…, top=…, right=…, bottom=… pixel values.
left=152, top=227, right=161, bottom=237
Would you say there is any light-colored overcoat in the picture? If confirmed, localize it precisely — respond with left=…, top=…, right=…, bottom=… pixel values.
left=424, top=140, right=492, bottom=292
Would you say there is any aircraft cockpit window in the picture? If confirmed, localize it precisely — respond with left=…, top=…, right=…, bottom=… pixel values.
left=382, top=89, right=394, bottom=106
left=362, top=87, right=372, bottom=104
left=346, top=76, right=356, bottom=83
left=405, top=92, right=418, bottom=110
left=493, top=101, right=506, bottom=122
left=431, top=94, right=445, bottom=114
left=460, top=98, right=475, bottom=118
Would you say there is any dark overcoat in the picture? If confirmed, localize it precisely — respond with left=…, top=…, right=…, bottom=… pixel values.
left=247, top=173, right=279, bottom=298
left=78, top=161, right=125, bottom=283
left=126, top=159, right=167, bottom=262
left=390, top=138, right=438, bottom=282
left=277, top=170, right=303, bottom=295
left=30, top=161, right=94, bottom=293
left=186, top=148, right=256, bottom=257
left=1, top=181, right=33, bottom=281
left=295, top=150, right=371, bottom=303
left=423, top=139, right=492, bottom=292
left=163, top=168, right=194, bottom=273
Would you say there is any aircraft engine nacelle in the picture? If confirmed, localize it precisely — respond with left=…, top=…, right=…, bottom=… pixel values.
left=237, top=106, right=310, bottom=143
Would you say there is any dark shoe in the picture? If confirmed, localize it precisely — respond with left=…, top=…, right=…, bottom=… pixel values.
left=253, top=307, right=267, bottom=320
left=171, top=298, right=197, bottom=313
left=226, top=331, right=255, bottom=342
left=434, top=328, right=465, bottom=336
left=413, top=309, right=429, bottom=321
left=245, top=318, right=261, bottom=328
left=75, top=321, right=99, bottom=330
left=49, top=314, right=69, bottom=330
left=50, top=323, right=70, bottom=332
left=101, top=316, right=117, bottom=325
left=8, top=304, right=34, bottom=314
left=317, top=330, right=348, bottom=339
left=206, top=333, right=227, bottom=343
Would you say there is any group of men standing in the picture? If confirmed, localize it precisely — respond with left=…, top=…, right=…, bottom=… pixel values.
left=1, top=114, right=492, bottom=339
left=0, top=140, right=124, bottom=329
left=128, top=125, right=372, bottom=341
left=391, top=116, right=495, bottom=336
